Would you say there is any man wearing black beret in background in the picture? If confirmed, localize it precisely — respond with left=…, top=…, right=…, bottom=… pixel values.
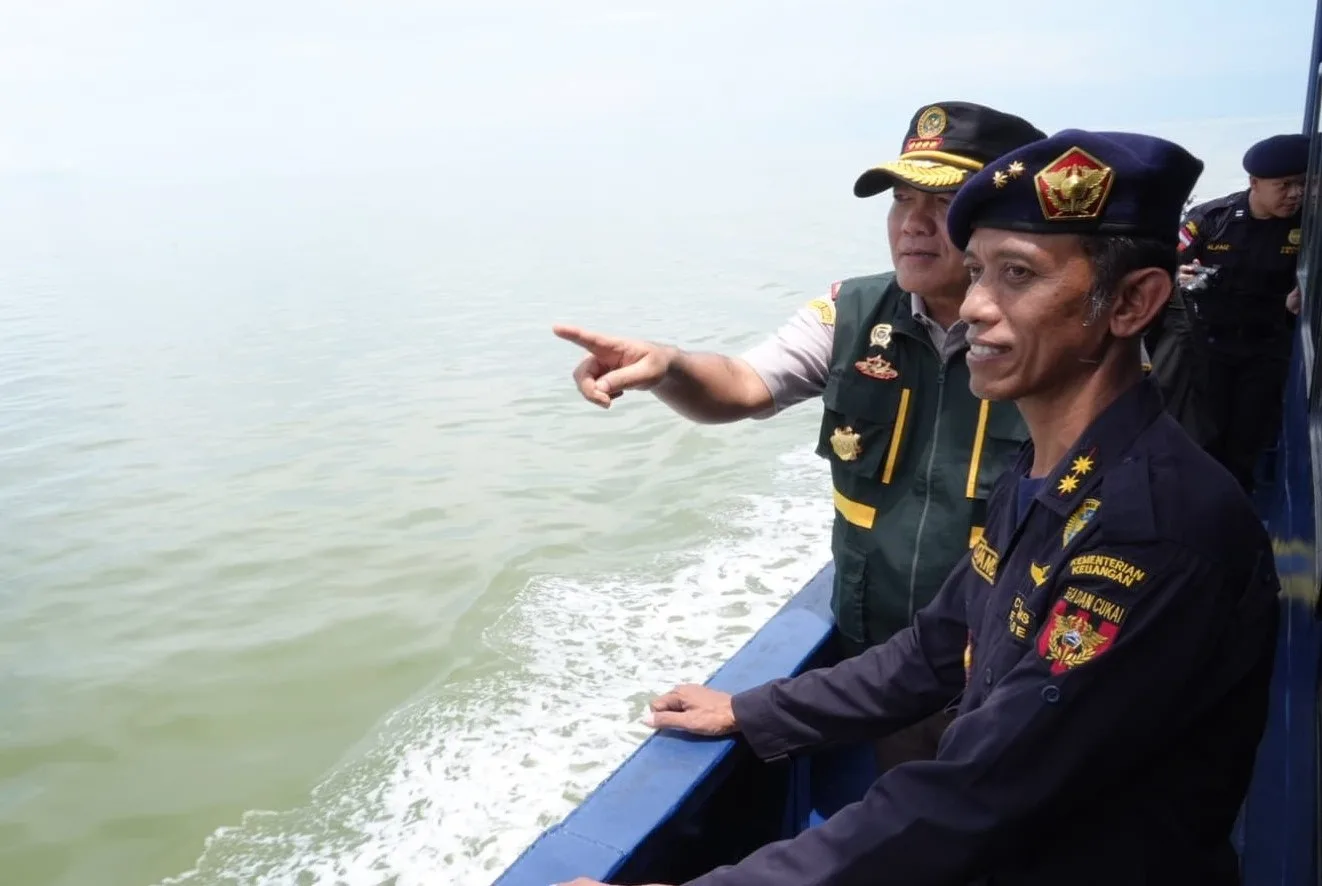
left=1152, top=132, right=1309, bottom=492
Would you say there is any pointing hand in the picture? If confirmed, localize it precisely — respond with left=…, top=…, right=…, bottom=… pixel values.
left=552, top=325, right=676, bottom=408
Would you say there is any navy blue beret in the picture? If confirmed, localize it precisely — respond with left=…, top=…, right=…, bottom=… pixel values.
left=946, top=129, right=1204, bottom=251
left=1242, top=133, right=1310, bottom=179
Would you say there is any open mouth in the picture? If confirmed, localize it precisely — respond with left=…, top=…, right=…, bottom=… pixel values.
left=967, top=340, right=1011, bottom=360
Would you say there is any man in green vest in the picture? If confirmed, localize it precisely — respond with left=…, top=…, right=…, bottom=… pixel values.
left=553, top=102, right=1045, bottom=769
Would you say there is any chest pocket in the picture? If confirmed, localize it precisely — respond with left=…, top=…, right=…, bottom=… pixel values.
left=818, top=367, right=912, bottom=487
left=969, top=400, right=1028, bottom=501
left=969, top=568, right=1052, bottom=694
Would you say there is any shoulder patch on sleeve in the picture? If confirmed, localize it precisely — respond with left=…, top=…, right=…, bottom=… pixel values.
left=830, top=281, right=842, bottom=301
left=1178, top=220, right=1198, bottom=250
left=806, top=297, right=836, bottom=326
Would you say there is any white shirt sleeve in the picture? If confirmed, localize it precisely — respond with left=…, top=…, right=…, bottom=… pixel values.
left=739, top=294, right=836, bottom=418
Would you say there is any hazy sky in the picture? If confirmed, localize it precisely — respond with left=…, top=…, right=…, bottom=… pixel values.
left=1, top=0, right=1316, bottom=206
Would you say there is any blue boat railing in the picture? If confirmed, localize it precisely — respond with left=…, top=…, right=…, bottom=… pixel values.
left=491, top=567, right=840, bottom=886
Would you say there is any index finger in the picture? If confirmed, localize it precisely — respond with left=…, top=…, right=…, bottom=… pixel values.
left=552, top=324, right=621, bottom=353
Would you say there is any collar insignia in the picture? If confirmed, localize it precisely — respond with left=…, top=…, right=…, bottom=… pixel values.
left=1063, top=497, right=1101, bottom=547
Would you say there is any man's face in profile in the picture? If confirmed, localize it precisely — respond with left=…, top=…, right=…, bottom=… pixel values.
left=888, top=183, right=968, bottom=297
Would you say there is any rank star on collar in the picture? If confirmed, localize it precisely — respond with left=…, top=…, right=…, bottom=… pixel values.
left=1050, top=446, right=1099, bottom=501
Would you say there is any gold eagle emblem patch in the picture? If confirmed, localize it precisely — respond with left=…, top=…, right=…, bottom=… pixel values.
left=1035, top=146, right=1115, bottom=221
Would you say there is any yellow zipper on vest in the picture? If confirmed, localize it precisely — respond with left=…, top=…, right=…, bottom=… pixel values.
left=964, top=399, right=991, bottom=499
left=881, top=387, right=912, bottom=484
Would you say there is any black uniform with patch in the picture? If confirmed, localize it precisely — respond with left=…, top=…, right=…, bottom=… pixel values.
left=1177, top=191, right=1301, bottom=491
left=688, top=380, right=1280, bottom=886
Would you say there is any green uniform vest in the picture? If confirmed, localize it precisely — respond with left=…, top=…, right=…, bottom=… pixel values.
left=818, top=273, right=1029, bottom=647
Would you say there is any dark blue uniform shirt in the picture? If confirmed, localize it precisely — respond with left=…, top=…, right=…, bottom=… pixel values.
left=1180, top=191, right=1299, bottom=339
left=692, top=379, right=1279, bottom=886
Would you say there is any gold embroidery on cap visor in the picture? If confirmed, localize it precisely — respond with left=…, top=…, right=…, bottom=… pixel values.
left=863, top=150, right=986, bottom=192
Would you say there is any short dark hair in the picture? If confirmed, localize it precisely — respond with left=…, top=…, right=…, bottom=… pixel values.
left=1078, top=235, right=1176, bottom=325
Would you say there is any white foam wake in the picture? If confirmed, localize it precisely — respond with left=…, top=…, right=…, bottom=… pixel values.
left=159, top=446, right=832, bottom=886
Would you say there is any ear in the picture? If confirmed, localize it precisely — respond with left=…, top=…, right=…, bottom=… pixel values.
left=1107, top=267, right=1171, bottom=339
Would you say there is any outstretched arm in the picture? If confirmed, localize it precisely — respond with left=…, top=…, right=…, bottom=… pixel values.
left=552, top=288, right=837, bottom=423
left=553, top=324, right=775, bottom=423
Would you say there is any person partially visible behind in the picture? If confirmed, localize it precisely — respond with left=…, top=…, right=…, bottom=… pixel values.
left=1159, top=132, right=1308, bottom=492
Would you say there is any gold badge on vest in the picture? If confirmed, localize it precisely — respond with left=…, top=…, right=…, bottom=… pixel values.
left=855, top=323, right=898, bottom=380
left=830, top=426, right=862, bottom=461
left=854, top=355, right=898, bottom=380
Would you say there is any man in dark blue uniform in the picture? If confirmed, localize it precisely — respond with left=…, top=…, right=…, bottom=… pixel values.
left=559, top=130, right=1281, bottom=886
left=1159, top=133, right=1308, bottom=492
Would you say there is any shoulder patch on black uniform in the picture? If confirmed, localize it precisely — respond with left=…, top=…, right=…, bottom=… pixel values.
left=1178, top=220, right=1197, bottom=250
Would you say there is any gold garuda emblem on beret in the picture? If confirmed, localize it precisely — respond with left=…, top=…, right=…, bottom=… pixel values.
left=1035, top=147, right=1115, bottom=221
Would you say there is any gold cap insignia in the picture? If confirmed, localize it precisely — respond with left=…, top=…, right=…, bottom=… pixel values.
left=915, top=106, right=947, bottom=139
left=1035, top=147, right=1114, bottom=221
left=830, top=426, right=862, bottom=461
left=854, top=355, right=899, bottom=380
left=1290, top=228, right=1302, bottom=245
left=869, top=323, right=893, bottom=348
